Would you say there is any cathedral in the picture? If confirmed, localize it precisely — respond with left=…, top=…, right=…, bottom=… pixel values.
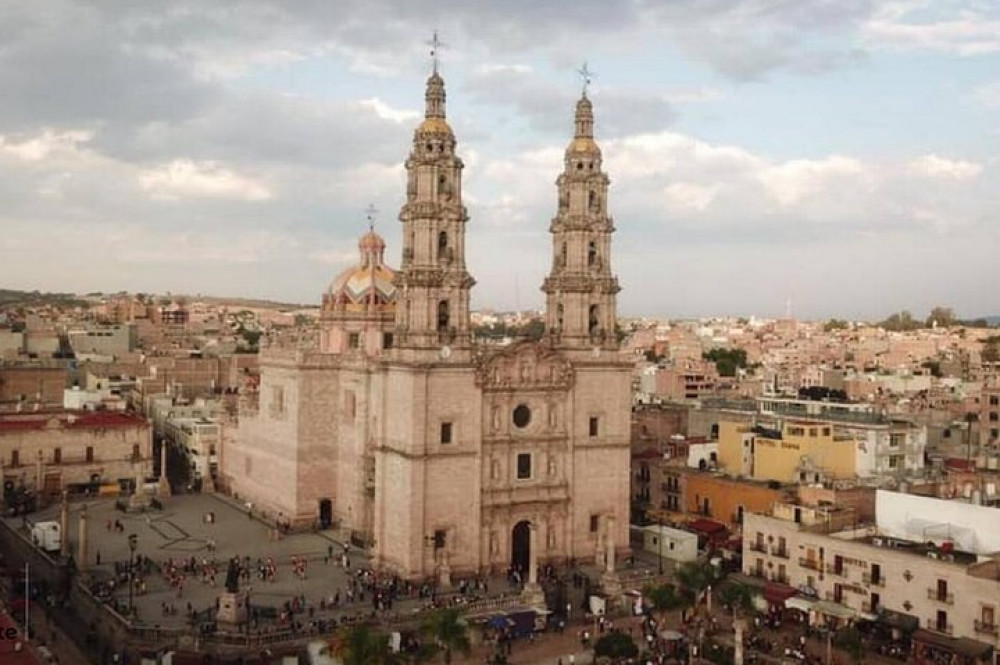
left=227, top=66, right=633, bottom=580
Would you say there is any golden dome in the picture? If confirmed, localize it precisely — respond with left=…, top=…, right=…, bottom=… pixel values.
left=323, top=230, right=397, bottom=312
left=326, top=263, right=397, bottom=308
left=358, top=230, right=386, bottom=252
left=417, top=117, right=453, bottom=134
left=567, top=136, right=599, bottom=154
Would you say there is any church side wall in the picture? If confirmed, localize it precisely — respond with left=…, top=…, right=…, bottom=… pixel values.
left=229, top=364, right=302, bottom=522
left=375, top=364, right=482, bottom=578
left=294, top=365, right=341, bottom=526
left=569, top=362, right=632, bottom=561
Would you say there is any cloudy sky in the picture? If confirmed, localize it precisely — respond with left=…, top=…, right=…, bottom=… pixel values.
left=1, top=1, right=998, bottom=320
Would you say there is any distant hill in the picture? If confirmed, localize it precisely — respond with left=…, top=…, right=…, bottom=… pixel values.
left=0, top=288, right=88, bottom=309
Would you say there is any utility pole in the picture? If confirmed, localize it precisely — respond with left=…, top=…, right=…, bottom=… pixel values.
left=24, top=562, right=29, bottom=641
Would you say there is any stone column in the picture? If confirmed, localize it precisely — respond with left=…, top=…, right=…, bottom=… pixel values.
left=157, top=442, right=171, bottom=498
left=733, top=617, right=747, bottom=665
left=520, top=521, right=545, bottom=608
left=78, top=504, right=89, bottom=571
left=59, top=491, right=70, bottom=556
left=600, top=516, right=623, bottom=601
left=605, top=516, right=616, bottom=573
left=528, top=523, right=539, bottom=585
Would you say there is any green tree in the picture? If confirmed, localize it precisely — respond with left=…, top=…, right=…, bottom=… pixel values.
left=823, top=318, right=849, bottom=332
left=644, top=583, right=688, bottom=615
left=702, top=348, right=748, bottom=377
left=926, top=306, right=956, bottom=328
left=594, top=631, right=638, bottom=661
left=718, top=581, right=756, bottom=616
left=675, top=560, right=719, bottom=605
left=879, top=311, right=922, bottom=331
left=332, top=624, right=401, bottom=665
left=834, top=626, right=866, bottom=664
left=420, top=608, right=470, bottom=665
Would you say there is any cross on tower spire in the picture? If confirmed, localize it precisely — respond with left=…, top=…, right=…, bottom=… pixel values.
left=427, top=30, right=446, bottom=74
left=577, top=62, right=594, bottom=98
left=364, top=203, right=379, bottom=232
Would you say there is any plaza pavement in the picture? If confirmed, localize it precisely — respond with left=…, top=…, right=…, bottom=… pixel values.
left=23, top=492, right=386, bottom=628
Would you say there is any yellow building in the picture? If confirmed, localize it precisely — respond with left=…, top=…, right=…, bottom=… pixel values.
left=718, top=418, right=855, bottom=483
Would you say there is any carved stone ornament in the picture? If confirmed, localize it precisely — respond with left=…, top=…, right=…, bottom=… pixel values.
left=475, top=340, right=574, bottom=391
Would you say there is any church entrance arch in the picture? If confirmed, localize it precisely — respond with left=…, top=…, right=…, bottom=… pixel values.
left=511, top=520, right=530, bottom=573
left=319, top=498, right=333, bottom=529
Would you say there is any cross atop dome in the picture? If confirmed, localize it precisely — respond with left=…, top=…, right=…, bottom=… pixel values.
left=577, top=62, right=594, bottom=99
left=364, top=203, right=379, bottom=233
left=427, top=30, right=446, bottom=75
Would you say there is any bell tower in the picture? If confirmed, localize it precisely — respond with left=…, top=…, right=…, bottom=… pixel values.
left=542, top=82, right=620, bottom=353
left=394, top=68, right=475, bottom=360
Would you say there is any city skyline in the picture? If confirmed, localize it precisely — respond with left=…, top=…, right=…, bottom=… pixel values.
left=1, top=1, right=998, bottom=319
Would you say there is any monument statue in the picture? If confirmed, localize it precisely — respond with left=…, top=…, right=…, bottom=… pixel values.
left=225, top=557, right=240, bottom=593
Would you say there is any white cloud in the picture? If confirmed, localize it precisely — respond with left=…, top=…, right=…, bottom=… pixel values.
left=664, top=182, right=718, bottom=211
left=974, top=82, right=1000, bottom=108
left=137, top=159, right=273, bottom=201
left=0, top=130, right=94, bottom=161
left=758, top=156, right=868, bottom=206
left=864, top=5, right=1000, bottom=55
left=909, top=154, right=983, bottom=180
left=358, top=98, right=420, bottom=123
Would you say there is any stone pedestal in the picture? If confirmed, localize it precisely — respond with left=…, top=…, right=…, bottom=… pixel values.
left=129, top=469, right=152, bottom=512
left=216, top=591, right=248, bottom=628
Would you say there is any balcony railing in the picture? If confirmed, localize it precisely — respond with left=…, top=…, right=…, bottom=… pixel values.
left=748, top=543, right=767, bottom=554
left=925, top=619, right=953, bottom=635
left=926, top=589, right=955, bottom=605
left=825, top=563, right=846, bottom=576
left=862, top=573, right=885, bottom=587
left=773, top=574, right=789, bottom=584
left=772, top=547, right=789, bottom=559
left=862, top=602, right=879, bottom=614
left=799, top=557, right=820, bottom=571
left=975, top=620, right=999, bottom=636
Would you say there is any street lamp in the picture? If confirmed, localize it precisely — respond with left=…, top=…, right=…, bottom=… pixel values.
left=658, top=527, right=664, bottom=575
left=127, top=534, right=138, bottom=617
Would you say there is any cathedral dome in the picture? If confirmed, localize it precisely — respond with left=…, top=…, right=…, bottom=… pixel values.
left=323, top=231, right=397, bottom=312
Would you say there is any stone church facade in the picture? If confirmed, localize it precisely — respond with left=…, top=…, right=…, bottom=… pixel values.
left=227, top=70, right=632, bottom=580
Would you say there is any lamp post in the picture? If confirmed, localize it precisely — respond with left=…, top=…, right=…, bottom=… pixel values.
left=658, top=526, right=664, bottom=575
left=128, top=534, right=138, bottom=617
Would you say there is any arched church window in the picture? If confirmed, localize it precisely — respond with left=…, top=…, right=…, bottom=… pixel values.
left=438, top=230, right=448, bottom=250
left=589, top=304, right=600, bottom=335
left=437, top=300, right=450, bottom=332
left=559, top=242, right=567, bottom=268
left=426, top=142, right=433, bottom=153
left=588, top=190, right=596, bottom=210
left=577, top=161, right=583, bottom=171
left=587, top=241, right=597, bottom=267
left=556, top=304, right=564, bottom=329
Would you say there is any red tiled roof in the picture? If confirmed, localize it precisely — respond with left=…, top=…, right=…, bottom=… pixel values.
left=687, top=518, right=727, bottom=534
left=0, top=410, right=148, bottom=433
left=944, top=458, right=977, bottom=471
